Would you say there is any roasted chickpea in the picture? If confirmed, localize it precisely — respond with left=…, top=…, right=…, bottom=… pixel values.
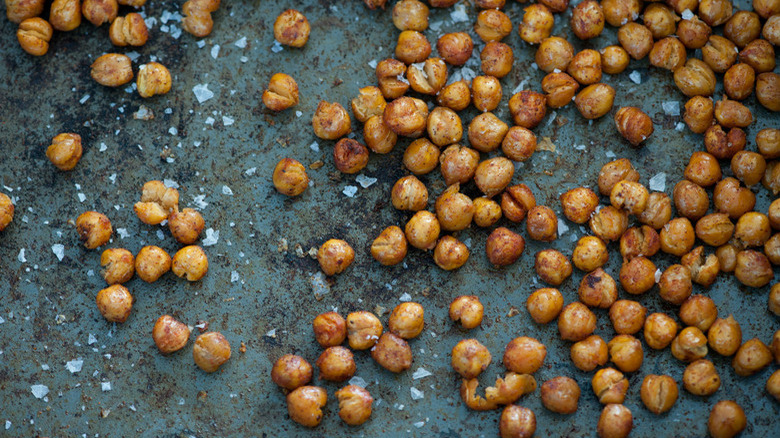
left=617, top=23, right=652, bottom=60
left=640, top=375, right=678, bottom=414
left=335, top=385, right=373, bottom=426
left=312, top=101, right=351, bottom=140
left=392, top=175, right=428, bottom=212
left=539, top=0, right=568, bottom=12
left=541, top=72, right=579, bottom=109
left=590, top=206, right=628, bottom=242
left=450, top=295, right=484, bottom=329
left=16, top=17, right=52, bottom=56
left=619, top=226, right=660, bottom=261
left=193, top=331, right=230, bottom=373
left=671, top=326, right=709, bottom=362
left=570, top=0, right=604, bottom=40
left=754, top=0, right=780, bottom=18
left=733, top=338, right=773, bottom=376
left=678, top=16, right=712, bottom=49
left=452, top=339, right=492, bottom=378
left=602, top=0, right=641, bottom=27
left=757, top=128, right=780, bottom=159
left=171, top=245, right=208, bottom=281
left=472, top=75, right=502, bottom=112
left=82, top=0, right=117, bottom=26
left=395, top=30, right=431, bottom=64
left=568, top=49, right=603, bottom=85
left=440, top=144, right=479, bottom=185
left=735, top=212, right=771, bottom=247
left=134, top=246, right=171, bottom=283
left=312, top=312, right=346, bottom=348
left=660, top=217, right=695, bottom=256
left=502, top=126, right=538, bottom=162
left=714, top=98, right=753, bottom=128
left=571, top=335, right=608, bottom=371
left=181, top=0, right=219, bottom=37
left=473, top=197, right=502, bottom=227
left=286, top=386, right=326, bottom=427
left=153, top=314, right=191, bottom=355
left=716, top=244, right=739, bottom=272
left=134, top=180, right=179, bottom=225
left=559, top=187, right=598, bottom=225
left=579, top=268, right=618, bottom=308
left=541, top=377, right=580, bottom=414
left=384, top=96, right=428, bottom=138
left=408, top=58, right=447, bottom=95
left=376, top=59, right=409, bottom=99
left=708, top=315, right=742, bottom=356
left=682, top=359, right=720, bottom=396
left=638, top=192, right=672, bottom=229
left=740, top=39, right=776, bottom=74
left=346, top=311, right=383, bottom=350
left=535, top=36, right=574, bottom=72
left=600, top=46, right=630, bottom=75
left=764, top=15, right=780, bottom=45
left=705, top=125, right=746, bottom=159
left=519, top=4, right=553, bottom=44
left=699, top=0, right=733, bottom=26
left=592, top=368, right=629, bottom=404
left=392, top=0, right=428, bottom=31
left=608, top=335, right=644, bottom=372
left=682, top=246, right=720, bottom=287
left=559, top=302, right=597, bottom=342
left=316, top=346, right=356, bottom=382
left=614, top=107, right=653, bottom=147
left=371, top=226, right=407, bottom=266
left=6, top=0, right=44, bottom=23
left=644, top=313, right=679, bottom=350
left=76, top=211, right=112, bottom=249
left=723, top=63, right=756, bottom=101
left=609, top=300, right=646, bottom=335
left=100, top=248, right=134, bottom=285
left=509, top=90, right=547, bottom=129
left=403, top=138, right=439, bottom=175
left=575, top=83, right=615, bottom=119
left=774, top=330, right=780, bottom=361
left=526, top=288, right=563, bottom=324
left=674, top=58, right=717, bottom=97
left=500, top=405, right=536, bottom=438
left=95, top=284, right=132, bottom=323
left=433, top=235, right=470, bottom=270
left=480, top=42, right=514, bottom=78
left=684, top=152, right=721, bottom=187
left=474, top=157, right=514, bottom=198
left=262, top=73, right=299, bottom=112
left=768, top=234, right=780, bottom=265
left=708, top=400, right=746, bottom=438
left=756, top=72, right=780, bottom=112
left=468, top=112, right=508, bottom=153
left=649, top=37, right=688, bottom=72
left=768, top=370, right=780, bottom=401
left=714, top=178, right=756, bottom=220
left=166, top=208, right=205, bottom=245
left=135, top=62, right=171, bottom=98
left=486, top=227, right=525, bottom=266
left=109, top=12, right=148, bottom=46
left=764, top=160, right=780, bottom=194
left=437, top=80, right=471, bottom=111
left=659, top=264, right=693, bottom=305
left=599, top=159, right=640, bottom=196
left=317, top=239, right=354, bottom=276
left=274, top=9, right=309, bottom=47
left=475, top=9, right=512, bottom=42
left=534, top=250, right=572, bottom=286
left=702, top=35, right=738, bottom=73
left=526, top=206, right=557, bottom=242
left=271, top=158, right=308, bottom=197
left=610, top=181, right=649, bottom=215
left=678, top=296, right=717, bottom=333
left=47, top=132, right=82, bottom=171
left=501, top=184, right=536, bottom=223
left=0, top=193, right=12, bottom=232
left=643, top=4, right=676, bottom=37
left=695, top=213, right=734, bottom=247
left=272, top=354, right=313, bottom=390
left=437, top=32, right=473, bottom=66
left=405, top=211, right=440, bottom=250
left=724, top=11, right=760, bottom=48
left=501, top=337, right=545, bottom=375
left=597, top=404, right=633, bottom=438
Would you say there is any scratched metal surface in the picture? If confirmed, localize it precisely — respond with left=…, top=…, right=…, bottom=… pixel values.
left=0, top=0, right=777, bottom=436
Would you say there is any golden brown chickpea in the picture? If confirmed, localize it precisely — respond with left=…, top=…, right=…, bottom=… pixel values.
left=6, top=0, right=44, bottom=23
left=272, top=354, right=314, bottom=391
left=526, top=287, right=564, bottom=324
left=526, top=206, right=558, bottom=242
left=541, top=72, right=579, bottom=109
left=475, top=9, right=513, bottom=42
left=755, top=0, right=780, bottom=18
left=437, top=80, right=471, bottom=111
left=767, top=234, right=780, bottom=265
left=384, top=96, right=428, bottom=138
left=502, top=336, right=546, bottom=375
left=153, top=315, right=191, bottom=355
left=714, top=98, right=754, bottom=128
left=519, top=4, right=553, bottom=44
left=480, top=42, right=514, bottom=78
left=433, top=235, right=470, bottom=270
left=610, top=181, right=649, bottom=215
left=735, top=212, right=771, bottom=247
left=100, top=248, right=134, bottom=285
left=568, top=49, right=603, bottom=85
left=134, top=180, right=179, bottom=225
left=501, top=127, right=537, bottom=163
left=733, top=338, right=773, bottom=376
left=437, top=32, right=473, bottom=66
left=764, top=15, right=780, bottom=45
left=768, top=370, right=780, bottom=401
left=468, top=112, right=508, bottom=153
left=316, top=346, right=355, bottom=382
left=559, top=302, right=597, bottom=342
left=450, top=295, right=484, bottom=329
left=134, top=246, right=171, bottom=283
left=193, top=331, right=231, bottom=372
left=703, top=35, right=739, bottom=73
left=500, top=405, right=536, bottom=438
left=76, top=211, right=112, bottom=249
left=535, top=37, right=574, bottom=73
left=579, top=268, right=618, bottom=308
left=740, top=39, right=776, bottom=73
left=346, top=311, right=383, bottom=350
left=675, top=58, right=717, bottom=97
left=639, top=192, right=673, bottom=230
left=640, top=375, right=678, bottom=414
left=724, top=11, right=761, bottom=48
left=82, top=0, right=116, bottom=26
left=16, top=17, right=51, bottom=56
left=395, top=30, right=431, bottom=64
left=683, top=359, right=721, bottom=396
left=699, top=0, right=733, bottom=26
left=333, top=138, right=369, bottom=174
left=408, top=58, right=447, bottom=95
left=708, top=400, right=746, bottom=438
left=617, top=23, right=652, bottom=60
left=403, top=138, right=439, bottom=175
left=391, top=175, right=428, bottom=212
left=287, top=386, right=326, bottom=427
left=405, top=210, right=440, bottom=250
left=600, top=46, right=630, bottom=75
left=678, top=296, right=717, bottom=333
left=614, top=107, right=653, bottom=147
left=541, top=377, right=580, bottom=414
left=650, top=37, right=688, bottom=72
left=181, top=0, right=219, bottom=37
left=560, top=188, right=598, bottom=225
left=590, top=206, right=629, bottom=242
left=452, top=338, right=492, bottom=378
left=95, top=284, right=132, bottom=323
left=575, top=83, right=616, bottom=119
left=426, top=106, right=462, bottom=147
left=570, top=0, right=604, bottom=40
left=335, top=385, right=373, bottom=426
left=684, top=96, right=715, bottom=134
left=474, top=158, right=513, bottom=199
left=757, top=128, right=780, bottom=159
left=262, top=73, right=299, bottom=112
left=705, top=125, right=746, bottom=159
left=90, top=53, right=134, bottom=87
left=602, top=0, right=641, bottom=26
left=724, top=64, right=756, bottom=101
left=472, top=75, right=502, bottom=113
left=571, top=335, right=608, bottom=371
left=392, top=0, right=428, bottom=31
left=473, top=197, right=502, bottom=227
left=509, top=90, right=547, bottom=129
left=312, top=311, right=346, bottom=348
left=171, top=245, right=208, bottom=281
left=440, top=144, right=479, bottom=185
left=773, top=329, right=780, bottom=360
left=372, top=332, right=413, bottom=373
left=644, top=4, right=677, bottom=37
left=696, top=213, right=734, bottom=247
left=0, top=194, right=15, bottom=230
left=312, top=101, right=351, bottom=140
left=597, top=404, right=633, bottom=438
left=714, top=178, right=756, bottom=220
left=644, top=313, right=679, bottom=350
left=539, top=0, right=568, bottom=12
left=716, top=244, right=739, bottom=272
left=682, top=246, right=720, bottom=287
left=136, top=62, right=171, bottom=98
left=168, top=208, right=205, bottom=245
left=685, top=152, right=722, bottom=187
left=756, top=72, right=780, bottom=112
left=620, top=226, right=660, bottom=261
left=764, top=160, right=780, bottom=194
left=610, top=300, right=646, bottom=335
left=272, top=158, right=308, bottom=197
left=660, top=217, right=696, bottom=256
left=708, top=316, right=743, bottom=356
left=672, top=326, right=709, bottom=362
left=534, top=250, right=572, bottom=286
left=317, top=239, right=354, bottom=276
left=501, top=184, right=536, bottom=223
left=273, top=9, right=309, bottom=47
left=371, top=226, right=407, bottom=266
left=619, top=256, right=657, bottom=295
left=608, top=335, right=644, bottom=372
left=659, top=264, right=693, bottom=305
left=592, top=368, right=629, bottom=404
left=376, top=59, right=409, bottom=99
left=677, top=17, right=712, bottom=51
left=109, top=12, right=148, bottom=46
left=47, top=133, right=82, bottom=171
left=486, top=226, right=526, bottom=266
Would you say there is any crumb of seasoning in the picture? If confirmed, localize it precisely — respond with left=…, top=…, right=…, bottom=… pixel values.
left=309, top=160, right=324, bottom=170
left=537, top=137, right=557, bottom=152
left=266, top=328, right=277, bottom=338
left=239, top=342, right=247, bottom=353
left=195, top=320, right=209, bottom=332
left=277, top=238, right=289, bottom=252
left=507, top=306, right=520, bottom=317
left=197, top=391, right=208, bottom=401
left=374, top=305, right=387, bottom=318
left=100, top=408, right=111, bottom=418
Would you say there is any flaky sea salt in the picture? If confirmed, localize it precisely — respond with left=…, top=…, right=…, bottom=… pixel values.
left=450, top=3, right=468, bottom=22
left=231, top=271, right=240, bottom=283
left=412, top=368, right=432, bottom=380
left=310, top=271, right=330, bottom=296
left=234, top=37, right=247, bottom=48
left=655, top=269, right=662, bottom=283
left=17, top=248, right=25, bottom=263
left=681, top=9, right=694, bottom=19
left=116, top=228, right=129, bottom=239
left=192, top=84, right=214, bottom=103
left=77, top=193, right=86, bottom=202
left=51, top=244, right=64, bottom=261
left=310, top=142, right=320, bottom=152
left=368, top=59, right=378, bottom=69
left=31, top=385, right=49, bottom=399
left=343, top=186, right=358, bottom=197
left=355, top=174, right=377, bottom=188
left=265, top=328, right=276, bottom=337
left=558, top=218, right=569, bottom=235
left=399, top=293, right=412, bottom=302
left=675, top=122, right=686, bottom=131
left=663, top=101, right=680, bottom=116
left=211, top=45, right=220, bottom=59
left=245, top=167, right=257, bottom=175
left=65, top=358, right=83, bottom=373
left=271, top=40, right=284, bottom=53
left=649, top=173, right=667, bottom=192
left=410, top=387, right=424, bottom=400
left=223, top=116, right=234, bottom=126
left=192, top=194, right=208, bottom=209
left=101, top=382, right=112, bottom=392
left=202, top=228, right=219, bottom=246
left=169, top=127, right=178, bottom=136
left=222, top=185, right=233, bottom=196
left=629, top=71, right=641, bottom=84
left=349, top=376, right=368, bottom=387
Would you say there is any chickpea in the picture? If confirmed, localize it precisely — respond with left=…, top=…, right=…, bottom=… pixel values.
left=754, top=0, right=780, bottom=18
left=395, top=30, right=431, bottom=64
left=450, top=295, right=484, bottom=329
left=312, top=101, right=351, bottom=140
left=768, top=370, right=780, bottom=401
left=569, top=0, right=604, bottom=40
left=405, top=210, right=440, bottom=250
left=638, top=192, right=672, bottom=229
left=508, top=90, right=547, bottom=129
left=651, top=37, right=689, bottom=72
left=335, top=385, right=373, bottom=426
left=579, top=268, right=618, bottom=308
left=683, top=359, right=721, bottom=396
left=716, top=244, right=739, bottom=272
left=384, top=96, right=428, bottom=138
left=475, top=9, right=512, bottom=42
left=193, top=331, right=231, bottom=372
left=364, top=0, right=387, bottom=9
left=559, top=302, right=597, bottom=342
left=771, top=199, right=780, bottom=231
left=613, top=107, right=653, bottom=147
left=771, top=286, right=780, bottom=315
left=346, top=311, right=383, bottom=350
left=756, top=72, right=780, bottom=112
left=425, top=106, right=461, bottom=147
left=768, top=234, right=780, bottom=265
left=705, top=125, right=746, bottom=159
left=608, top=335, right=644, bottom=372
left=181, top=0, right=219, bottom=37
left=674, top=58, right=717, bottom=97
left=617, top=23, right=652, bottom=60
left=735, top=212, right=771, bottom=247
left=91, top=53, right=135, bottom=87
left=499, top=405, right=536, bottom=438
left=533, top=250, right=571, bottom=286
left=472, top=75, right=502, bottom=113
left=312, top=311, right=346, bottom=348
left=272, top=353, right=314, bottom=390
left=153, top=314, right=191, bottom=355
left=757, top=128, right=780, bottom=159
left=95, top=284, right=133, bottom=323
left=526, top=287, right=563, bottom=324
left=371, top=225, right=407, bottom=266
left=559, top=187, right=597, bottom=225
left=437, top=80, right=471, bottom=111
left=660, top=217, right=695, bottom=256
left=535, top=37, right=574, bottom=73
left=677, top=16, right=712, bottom=50
left=597, top=404, right=633, bottom=438
left=659, top=264, right=693, bottom=305
left=733, top=338, right=773, bottom=376
left=168, top=208, right=205, bottom=245
left=644, top=313, right=679, bottom=350
left=372, top=333, right=413, bottom=372
left=526, top=206, right=558, bottom=242
left=599, top=159, right=641, bottom=196
left=590, top=206, right=628, bottom=242
left=272, top=158, right=308, bottom=197
left=117, top=0, right=144, bottom=6
left=519, top=4, right=553, bottom=44
left=317, top=239, right=354, bottom=276
left=408, top=58, right=447, bottom=95
left=134, top=246, right=171, bottom=283
left=316, top=346, right=356, bottom=382
left=681, top=246, right=720, bottom=287
left=171, top=245, right=208, bottom=281
left=575, top=83, right=615, bottom=119
left=433, top=235, right=470, bottom=270
left=391, top=175, right=428, bottom=211
left=136, top=62, right=171, bottom=98
left=602, top=0, right=641, bottom=27
left=702, top=35, right=738, bottom=73
left=16, top=17, right=51, bottom=56
left=437, top=32, right=473, bottom=66
left=262, top=73, right=299, bottom=112
left=610, top=181, right=649, bottom=215
left=76, top=211, right=112, bottom=249
left=741, top=39, right=776, bottom=74
left=486, top=227, right=525, bottom=266
left=541, top=72, right=579, bottom=109
left=452, top=339, right=491, bottom=378
left=677, top=296, right=717, bottom=334
left=724, top=11, right=761, bottom=48
left=480, top=42, right=513, bottom=78
left=592, top=368, right=629, bottom=404
left=501, top=129, right=538, bottom=166
left=764, top=15, right=780, bottom=45
left=273, top=9, right=309, bottom=47
left=640, top=375, right=678, bottom=414
left=539, top=0, right=568, bottom=12
left=568, top=49, right=602, bottom=85
left=695, top=213, right=734, bottom=247
left=571, top=335, right=608, bottom=371
left=501, top=337, right=546, bottom=376
left=5, top=0, right=44, bottom=23
left=708, top=401, right=747, bottom=438
left=473, top=197, right=502, bottom=227
left=376, top=59, right=409, bottom=99
left=609, top=300, right=646, bottom=335
left=328, top=138, right=365, bottom=172
left=403, top=138, right=439, bottom=175
left=468, top=112, right=508, bottom=153
left=436, top=184, right=474, bottom=231
left=541, top=377, right=580, bottom=414
left=100, top=248, right=134, bottom=285
left=699, top=0, right=733, bottom=26
left=774, top=330, right=780, bottom=362
left=671, top=326, right=709, bottom=362
left=392, top=0, right=428, bottom=31
left=440, top=144, right=479, bottom=185
left=46, top=133, right=82, bottom=171
left=82, top=0, right=117, bottom=26
left=765, top=160, right=780, bottom=194
left=642, top=4, right=676, bottom=37
left=600, top=46, right=630, bottom=75
left=714, top=98, right=753, bottom=128
left=684, top=152, right=721, bottom=188
left=286, top=386, right=326, bottom=427
left=713, top=177, right=755, bottom=220
left=723, top=63, right=755, bottom=101
left=134, top=180, right=179, bottom=225
left=501, top=184, right=536, bottom=223
left=619, top=226, right=660, bottom=261
left=109, top=12, right=148, bottom=46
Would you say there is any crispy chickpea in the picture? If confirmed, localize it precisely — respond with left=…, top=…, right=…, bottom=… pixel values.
left=435, top=184, right=474, bottom=231
left=312, top=101, right=351, bottom=140
left=76, top=211, right=112, bottom=249
left=608, top=335, right=644, bottom=372
left=674, top=58, right=717, bottom=97
left=312, top=312, right=346, bottom=348
left=526, top=206, right=557, bottom=242
left=735, top=211, right=771, bottom=246
left=756, top=72, right=780, bottom=112
left=754, top=0, right=780, bottom=18
left=716, top=244, right=739, bottom=272
left=317, top=239, right=354, bottom=276
left=153, top=315, right=191, bottom=355
left=684, top=152, right=721, bottom=187
left=82, top=0, right=117, bottom=26
left=272, top=354, right=313, bottom=391
left=640, top=375, right=678, bottom=414
left=740, top=39, right=776, bottom=73
left=6, top=0, right=44, bottom=23
left=181, top=0, right=219, bottom=37
left=450, top=295, right=484, bottom=329
left=757, top=128, right=780, bottom=159
left=593, top=368, right=629, bottom=404
left=408, top=58, right=447, bottom=95
left=346, top=311, right=382, bottom=351
left=579, top=268, right=617, bottom=308
left=117, top=0, right=145, bottom=8
left=705, top=125, right=746, bottom=159
left=433, top=235, right=470, bottom=270
left=620, top=226, right=660, bottom=261
left=709, top=315, right=742, bottom=356
left=263, top=73, right=299, bottom=112
left=371, top=225, right=407, bottom=266
left=539, top=0, right=568, bottom=12
left=136, top=62, right=171, bottom=98
left=171, top=245, right=208, bottom=281
left=568, top=49, right=602, bottom=85
left=316, top=346, right=355, bottom=382
left=571, top=335, right=608, bottom=371
left=671, top=326, right=708, bottom=362
left=614, top=107, right=653, bottom=147
left=559, top=302, right=597, bottom=342
left=16, top=17, right=51, bottom=56
left=535, top=36, right=574, bottom=73
left=684, top=96, right=715, bottom=133
left=644, top=4, right=677, bottom=38
left=708, top=401, right=746, bottom=438
left=502, top=336, right=546, bottom=375
left=699, top=0, right=733, bottom=26
left=724, top=63, right=756, bottom=101
left=502, top=127, right=537, bottom=163
left=570, top=0, right=604, bottom=40
left=610, top=181, right=648, bottom=215
left=534, top=250, right=572, bottom=286
left=541, top=72, right=579, bottom=109
left=47, top=132, right=82, bottom=171
left=109, top=12, right=148, bottom=46
left=638, top=192, right=672, bottom=229
left=679, top=295, right=717, bottom=332
left=527, top=288, right=563, bottom=324
left=597, top=404, right=633, bottom=438
left=403, top=138, right=439, bottom=174
left=713, top=177, right=756, bottom=220
left=472, top=75, right=502, bottom=113
left=384, top=96, right=428, bottom=138
left=725, top=11, right=761, bottom=48
left=473, top=197, right=502, bottom=227
left=426, top=107, right=461, bottom=147
left=475, top=9, right=512, bottom=42
left=696, top=213, right=734, bottom=246
left=683, top=359, right=720, bottom=396
left=500, top=405, right=536, bottom=438
left=405, top=211, right=440, bottom=250
left=590, top=206, right=628, bottom=242
left=599, top=158, right=640, bottom=196
left=649, top=37, right=688, bottom=71
left=609, top=300, right=646, bottom=335
left=100, top=248, right=134, bottom=285
left=452, top=339, right=491, bottom=378
left=560, top=188, right=598, bottom=225
left=376, top=59, right=409, bottom=99
left=575, top=83, right=615, bottom=119
left=274, top=9, right=309, bottom=47
left=702, top=35, right=738, bottom=73
left=541, top=377, right=580, bottom=414
left=95, top=284, right=132, bottom=323
left=617, top=23, right=652, bottom=60
left=486, top=227, right=525, bottom=266
left=286, top=386, right=326, bottom=427
left=272, top=158, right=308, bottom=197
left=391, top=175, right=428, bottom=211
left=644, top=313, right=679, bottom=350
left=600, top=46, right=630, bottom=75
left=372, top=333, right=412, bottom=372
left=769, top=370, right=780, bottom=401
left=134, top=180, right=178, bottom=225
left=134, top=246, right=171, bottom=283
left=683, top=244, right=720, bottom=286
left=168, top=208, right=205, bottom=245
left=395, top=30, right=431, bottom=64
left=764, top=160, right=780, bottom=194
left=714, top=98, right=753, bottom=128
left=481, top=42, right=513, bottom=78
left=774, top=330, right=780, bottom=361
left=468, top=112, right=508, bottom=153
left=660, top=217, right=695, bottom=256
left=768, top=234, right=780, bottom=265
left=392, top=0, right=428, bottom=31
left=440, top=144, right=479, bottom=185
left=437, top=32, right=473, bottom=66
left=501, top=184, right=536, bottom=223
left=602, top=0, right=641, bottom=26
left=733, top=338, right=773, bottom=376
left=335, top=385, right=373, bottom=426
left=193, top=332, right=231, bottom=372
left=437, top=80, right=471, bottom=111
left=764, top=15, right=780, bottom=45
left=659, top=264, right=693, bottom=305
left=678, top=16, right=712, bottom=49
left=519, top=4, right=553, bottom=44
left=509, top=90, right=547, bottom=129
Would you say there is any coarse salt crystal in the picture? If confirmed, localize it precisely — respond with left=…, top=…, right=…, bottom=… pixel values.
left=222, top=185, right=233, bottom=196
left=558, top=218, right=569, bottom=235
left=240, top=56, right=248, bottom=63
left=655, top=269, right=662, bottom=283
left=88, top=333, right=97, bottom=344
left=245, top=167, right=257, bottom=175
left=196, top=39, right=206, bottom=48
left=368, top=59, right=378, bottom=69
left=231, top=271, right=240, bottom=283
left=349, top=376, right=368, bottom=387
left=52, top=244, right=64, bottom=261
left=355, top=174, right=377, bottom=188
left=234, top=37, right=247, bottom=48
left=399, top=292, right=412, bottom=302
left=99, top=142, right=108, bottom=152
left=223, top=116, right=234, bottom=126
left=4, top=421, right=8, bottom=430
left=410, top=387, right=424, bottom=400
left=193, top=84, right=214, bottom=104
left=629, top=71, right=641, bottom=84
left=202, top=228, right=219, bottom=246
left=310, top=271, right=330, bottom=296
left=17, top=248, right=25, bottom=263
left=574, top=144, right=587, bottom=150
left=205, top=116, right=215, bottom=126
left=662, top=101, right=680, bottom=116
left=41, top=364, right=49, bottom=370
left=156, top=229, right=165, bottom=240
left=101, top=382, right=112, bottom=392
left=271, top=41, right=284, bottom=53
left=605, top=150, right=616, bottom=158
left=192, top=194, right=208, bottom=209
left=450, top=3, right=468, bottom=22
left=310, top=142, right=320, bottom=152
left=79, top=94, right=90, bottom=104
left=343, top=186, right=358, bottom=197
left=295, top=111, right=302, bottom=117
left=675, top=122, right=686, bottom=131
left=649, top=173, right=667, bottom=192
left=169, top=127, right=178, bottom=136
left=31, top=385, right=49, bottom=399
left=77, top=193, right=86, bottom=203
left=65, top=358, right=83, bottom=373
left=211, top=45, right=220, bottom=59
left=681, top=9, right=694, bottom=19
left=412, top=368, right=432, bottom=380
left=266, top=328, right=276, bottom=337
left=116, top=228, right=129, bottom=239
left=163, top=179, right=179, bottom=189
left=414, top=421, right=425, bottom=428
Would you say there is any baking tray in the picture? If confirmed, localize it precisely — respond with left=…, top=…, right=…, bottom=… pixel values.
left=0, top=0, right=776, bottom=436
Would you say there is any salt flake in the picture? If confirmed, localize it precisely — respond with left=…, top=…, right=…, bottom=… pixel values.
left=234, top=37, right=247, bottom=48
left=192, top=84, right=214, bottom=104
left=271, top=41, right=284, bottom=53
left=412, top=368, right=432, bottom=380
left=222, top=116, right=234, bottom=126
left=65, top=358, right=83, bottom=373
left=222, top=185, right=234, bottom=196
left=51, top=244, right=64, bottom=261
left=202, top=228, right=219, bottom=246
left=101, top=382, right=112, bottom=392
left=17, top=248, right=26, bottom=263
left=399, top=293, right=412, bottom=302
left=662, top=101, right=680, bottom=116
left=231, top=271, right=240, bottom=283
left=343, top=186, right=358, bottom=198
left=629, top=71, right=642, bottom=84
left=31, top=384, right=49, bottom=399
left=410, top=387, right=424, bottom=400
left=349, top=376, right=368, bottom=387
left=211, top=44, right=220, bottom=59
left=649, top=173, right=667, bottom=192
left=450, top=3, right=468, bottom=22
left=245, top=167, right=257, bottom=176
left=355, top=174, right=377, bottom=188
left=681, top=9, right=694, bottom=19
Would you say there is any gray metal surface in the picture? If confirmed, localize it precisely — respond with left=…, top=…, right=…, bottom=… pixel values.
left=0, top=0, right=777, bottom=436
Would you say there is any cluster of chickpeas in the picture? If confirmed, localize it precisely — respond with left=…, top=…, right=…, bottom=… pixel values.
left=271, top=302, right=425, bottom=427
